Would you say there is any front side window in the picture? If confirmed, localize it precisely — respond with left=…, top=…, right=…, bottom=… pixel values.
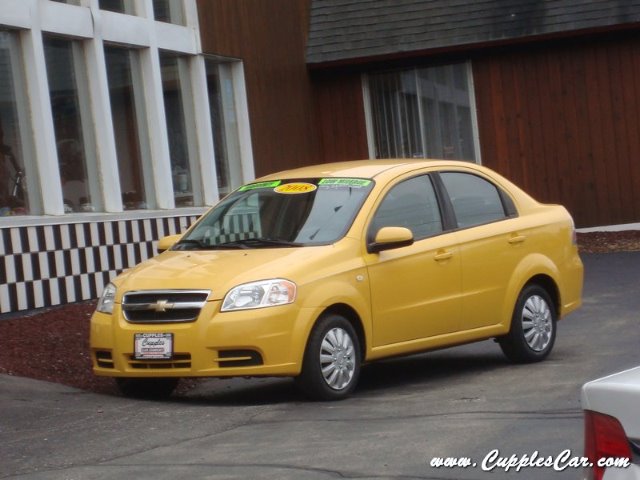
left=105, top=46, right=153, bottom=210
left=370, top=175, right=442, bottom=240
left=368, top=63, right=477, bottom=161
left=44, top=35, right=101, bottom=213
left=175, top=178, right=374, bottom=249
left=440, top=172, right=507, bottom=228
left=0, top=31, right=33, bottom=216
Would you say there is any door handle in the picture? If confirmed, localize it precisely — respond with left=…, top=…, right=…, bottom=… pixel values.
left=508, top=234, right=527, bottom=244
left=434, top=250, right=453, bottom=262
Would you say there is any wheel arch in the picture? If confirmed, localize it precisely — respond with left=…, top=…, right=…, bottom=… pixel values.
left=524, top=274, right=561, bottom=317
left=317, top=303, right=367, bottom=361
left=502, top=253, right=562, bottom=328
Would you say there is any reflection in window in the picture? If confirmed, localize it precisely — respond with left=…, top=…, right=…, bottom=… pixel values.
left=99, top=0, right=135, bottom=14
left=369, top=63, right=477, bottom=161
left=370, top=175, right=442, bottom=240
left=153, top=0, right=185, bottom=25
left=105, top=46, right=153, bottom=210
left=0, top=31, right=31, bottom=216
left=44, top=36, right=101, bottom=213
left=204, top=60, right=242, bottom=197
left=160, top=52, right=195, bottom=207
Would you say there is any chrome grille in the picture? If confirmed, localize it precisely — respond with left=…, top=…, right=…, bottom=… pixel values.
left=122, top=290, right=210, bottom=323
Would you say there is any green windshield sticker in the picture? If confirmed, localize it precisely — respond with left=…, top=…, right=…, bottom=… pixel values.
left=238, top=180, right=282, bottom=192
left=318, top=178, right=372, bottom=187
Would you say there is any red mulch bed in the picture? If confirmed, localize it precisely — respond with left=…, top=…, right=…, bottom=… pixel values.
left=0, top=301, right=119, bottom=394
left=1, top=230, right=639, bottom=394
left=576, top=230, right=640, bottom=253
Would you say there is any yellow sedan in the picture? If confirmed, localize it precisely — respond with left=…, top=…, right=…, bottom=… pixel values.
left=90, top=160, right=583, bottom=400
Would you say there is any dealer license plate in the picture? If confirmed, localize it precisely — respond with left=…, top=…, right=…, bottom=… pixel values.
left=134, top=333, right=173, bottom=360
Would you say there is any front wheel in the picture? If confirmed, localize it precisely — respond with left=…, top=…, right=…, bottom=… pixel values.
left=499, top=285, right=557, bottom=363
left=295, top=315, right=361, bottom=401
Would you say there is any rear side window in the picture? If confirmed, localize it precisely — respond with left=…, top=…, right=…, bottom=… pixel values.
left=370, top=175, right=443, bottom=240
left=440, top=172, right=507, bottom=228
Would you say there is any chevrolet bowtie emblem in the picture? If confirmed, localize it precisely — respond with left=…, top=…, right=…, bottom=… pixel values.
left=151, top=300, right=175, bottom=313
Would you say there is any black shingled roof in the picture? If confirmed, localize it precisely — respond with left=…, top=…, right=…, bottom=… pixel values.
left=306, top=0, right=640, bottom=65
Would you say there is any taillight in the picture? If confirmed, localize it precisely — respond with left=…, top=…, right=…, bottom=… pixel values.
left=584, top=410, right=632, bottom=480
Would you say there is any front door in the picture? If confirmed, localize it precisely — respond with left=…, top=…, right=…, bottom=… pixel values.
left=365, top=174, right=462, bottom=347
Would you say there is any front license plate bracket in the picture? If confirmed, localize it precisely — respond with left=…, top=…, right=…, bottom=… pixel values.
left=134, top=333, right=173, bottom=360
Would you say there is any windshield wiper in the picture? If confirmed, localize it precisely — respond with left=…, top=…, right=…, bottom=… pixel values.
left=215, top=238, right=303, bottom=249
left=174, top=238, right=303, bottom=250
left=172, top=239, right=204, bottom=250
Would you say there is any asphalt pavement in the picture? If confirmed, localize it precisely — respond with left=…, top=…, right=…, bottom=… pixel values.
left=1, top=252, right=639, bottom=480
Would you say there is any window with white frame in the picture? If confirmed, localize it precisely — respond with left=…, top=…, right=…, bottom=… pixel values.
left=98, top=0, right=135, bottom=14
left=367, top=63, right=479, bottom=162
left=0, top=0, right=252, bottom=220
left=44, top=35, right=102, bottom=213
left=0, top=30, right=34, bottom=216
left=205, top=59, right=243, bottom=196
left=160, top=51, right=200, bottom=208
left=153, top=0, right=185, bottom=25
left=104, top=45, right=154, bottom=210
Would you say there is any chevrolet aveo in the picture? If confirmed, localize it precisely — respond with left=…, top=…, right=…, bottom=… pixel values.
left=90, top=160, right=583, bottom=400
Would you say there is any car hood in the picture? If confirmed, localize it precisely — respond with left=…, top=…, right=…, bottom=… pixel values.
left=112, top=242, right=356, bottom=302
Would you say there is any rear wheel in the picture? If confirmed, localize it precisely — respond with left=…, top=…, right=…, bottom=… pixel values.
left=499, top=284, right=556, bottom=363
left=295, top=314, right=361, bottom=401
left=116, top=377, right=179, bottom=399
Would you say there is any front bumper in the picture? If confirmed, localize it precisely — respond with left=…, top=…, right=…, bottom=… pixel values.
left=90, top=300, right=316, bottom=378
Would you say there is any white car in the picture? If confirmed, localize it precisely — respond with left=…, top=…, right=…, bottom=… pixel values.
left=581, top=366, right=640, bottom=480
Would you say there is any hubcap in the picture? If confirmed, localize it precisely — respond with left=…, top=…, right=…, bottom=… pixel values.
left=319, top=327, right=356, bottom=390
left=521, top=295, right=553, bottom=352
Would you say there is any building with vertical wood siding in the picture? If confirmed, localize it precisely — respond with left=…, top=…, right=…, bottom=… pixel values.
left=304, top=0, right=640, bottom=228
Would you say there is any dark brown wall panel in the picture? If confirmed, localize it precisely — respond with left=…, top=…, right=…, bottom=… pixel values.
left=197, top=0, right=322, bottom=176
left=474, top=36, right=640, bottom=227
left=313, top=73, right=369, bottom=163
left=197, top=0, right=368, bottom=175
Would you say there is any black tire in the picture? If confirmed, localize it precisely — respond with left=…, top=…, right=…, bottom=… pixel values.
left=116, top=377, right=179, bottom=399
left=499, top=284, right=557, bottom=363
left=295, top=314, right=361, bottom=401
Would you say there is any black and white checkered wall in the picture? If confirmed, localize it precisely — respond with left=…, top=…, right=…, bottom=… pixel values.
left=0, top=215, right=198, bottom=314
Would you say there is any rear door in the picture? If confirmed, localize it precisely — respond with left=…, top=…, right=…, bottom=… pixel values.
left=437, top=171, right=526, bottom=330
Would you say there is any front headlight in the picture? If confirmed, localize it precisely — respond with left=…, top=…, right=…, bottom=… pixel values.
left=96, top=283, right=117, bottom=314
left=221, top=279, right=296, bottom=312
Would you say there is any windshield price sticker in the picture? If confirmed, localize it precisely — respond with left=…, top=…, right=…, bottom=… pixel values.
left=318, top=178, right=372, bottom=188
left=134, top=333, right=173, bottom=360
left=274, top=183, right=318, bottom=194
left=238, top=180, right=282, bottom=192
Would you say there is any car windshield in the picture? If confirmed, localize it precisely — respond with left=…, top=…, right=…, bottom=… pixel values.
left=174, top=178, right=374, bottom=250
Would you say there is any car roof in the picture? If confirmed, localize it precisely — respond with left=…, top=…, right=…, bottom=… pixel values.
left=246, top=159, right=541, bottom=211
left=257, top=159, right=487, bottom=182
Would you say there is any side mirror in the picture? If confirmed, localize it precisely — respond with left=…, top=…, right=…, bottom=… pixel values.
left=368, top=226, right=414, bottom=253
left=157, top=234, right=182, bottom=254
